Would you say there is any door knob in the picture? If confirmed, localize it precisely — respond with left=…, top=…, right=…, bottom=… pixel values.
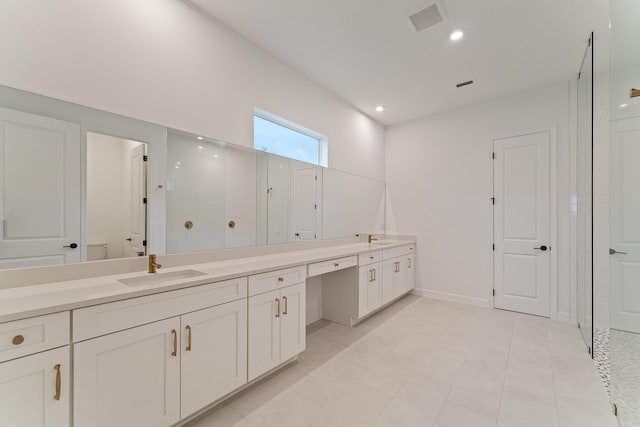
left=534, top=245, right=548, bottom=251
left=62, top=243, right=78, bottom=249
left=125, top=238, right=132, bottom=242
left=609, top=248, right=628, bottom=255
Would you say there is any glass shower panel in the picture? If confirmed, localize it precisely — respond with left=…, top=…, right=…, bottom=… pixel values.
left=576, top=35, right=593, bottom=355
left=609, top=1, right=640, bottom=424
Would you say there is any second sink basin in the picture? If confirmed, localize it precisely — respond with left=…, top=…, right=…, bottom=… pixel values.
left=119, top=269, right=207, bottom=286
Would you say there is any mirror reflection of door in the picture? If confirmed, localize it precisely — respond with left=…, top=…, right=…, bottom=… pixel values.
left=291, top=162, right=320, bottom=241
left=86, top=132, right=147, bottom=260
left=0, top=107, right=81, bottom=269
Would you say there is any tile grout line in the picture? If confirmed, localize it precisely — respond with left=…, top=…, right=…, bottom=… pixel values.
left=491, top=315, right=516, bottom=427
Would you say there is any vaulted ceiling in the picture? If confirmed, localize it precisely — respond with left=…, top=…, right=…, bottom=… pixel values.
left=190, top=0, right=607, bottom=125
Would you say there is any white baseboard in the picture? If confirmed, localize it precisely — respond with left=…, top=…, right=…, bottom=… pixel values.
left=306, top=309, right=323, bottom=325
left=557, top=312, right=573, bottom=323
left=411, top=288, right=490, bottom=308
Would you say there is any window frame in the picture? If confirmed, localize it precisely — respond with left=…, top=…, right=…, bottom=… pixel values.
left=253, top=108, right=328, bottom=167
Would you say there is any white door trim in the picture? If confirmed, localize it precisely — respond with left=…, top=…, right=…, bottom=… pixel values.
left=491, top=126, right=558, bottom=320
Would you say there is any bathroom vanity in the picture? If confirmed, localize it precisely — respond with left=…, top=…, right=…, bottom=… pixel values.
left=0, top=239, right=415, bottom=427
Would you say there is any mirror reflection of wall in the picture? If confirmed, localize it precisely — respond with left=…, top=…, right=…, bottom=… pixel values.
left=86, top=133, right=147, bottom=261
left=322, top=169, right=385, bottom=239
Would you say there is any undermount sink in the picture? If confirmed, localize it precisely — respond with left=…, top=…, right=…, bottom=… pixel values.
left=119, top=269, right=207, bottom=286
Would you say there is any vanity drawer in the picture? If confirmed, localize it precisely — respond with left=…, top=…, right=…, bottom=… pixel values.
left=248, top=265, right=306, bottom=297
left=308, top=256, right=358, bottom=277
left=358, top=251, right=382, bottom=266
left=383, top=244, right=415, bottom=260
left=73, top=277, right=247, bottom=342
left=0, top=311, right=70, bottom=363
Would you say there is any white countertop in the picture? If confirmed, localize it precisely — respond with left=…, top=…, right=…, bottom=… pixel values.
left=0, top=240, right=414, bottom=323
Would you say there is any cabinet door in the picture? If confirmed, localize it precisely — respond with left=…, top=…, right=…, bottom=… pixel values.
left=382, top=258, right=398, bottom=304
left=74, top=317, right=180, bottom=427
left=181, top=299, right=248, bottom=418
left=248, top=289, right=281, bottom=381
left=358, top=263, right=382, bottom=318
left=0, top=346, right=69, bottom=427
left=406, top=254, right=415, bottom=291
left=280, top=283, right=306, bottom=361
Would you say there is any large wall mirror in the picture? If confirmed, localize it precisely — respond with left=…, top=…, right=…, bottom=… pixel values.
left=0, top=85, right=385, bottom=268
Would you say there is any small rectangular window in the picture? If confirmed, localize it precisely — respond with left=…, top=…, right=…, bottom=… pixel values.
left=253, top=109, right=327, bottom=166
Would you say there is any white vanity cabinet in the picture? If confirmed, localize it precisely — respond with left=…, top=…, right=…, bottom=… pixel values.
left=74, top=317, right=181, bottom=427
left=73, top=277, right=249, bottom=427
left=180, top=299, right=247, bottom=418
left=0, top=346, right=70, bottom=427
left=248, top=279, right=306, bottom=381
left=0, top=311, right=71, bottom=427
left=382, top=245, right=415, bottom=304
left=358, top=262, right=383, bottom=318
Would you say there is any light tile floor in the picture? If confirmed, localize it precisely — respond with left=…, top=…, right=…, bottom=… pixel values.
left=185, top=295, right=618, bottom=427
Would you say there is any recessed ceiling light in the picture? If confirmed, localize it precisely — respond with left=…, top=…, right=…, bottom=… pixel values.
left=197, top=145, right=203, bottom=149
left=212, top=154, right=219, bottom=158
left=376, top=105, right=385, bottom=112
left=197, top=136, right=204, bottom=140
left=450, top=30, right=464, bottom=41
left=619, top=103, right=629, bottom=108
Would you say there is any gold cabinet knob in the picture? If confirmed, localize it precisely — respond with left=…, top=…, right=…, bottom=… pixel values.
left=228, top=220, right=236, bottom=229
left=184, top=220, right=193, bottom=230
left=277, top=277, right=284, bottom=282
left=12, top=335, right=24, bottom=345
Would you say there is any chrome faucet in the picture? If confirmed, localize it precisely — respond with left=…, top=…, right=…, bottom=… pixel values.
left=368, top=234, right=378, bottom=244
left=148, top=254, right=162, bottom=273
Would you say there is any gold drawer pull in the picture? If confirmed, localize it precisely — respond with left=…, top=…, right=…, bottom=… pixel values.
left=171, top=329, right=177, bottom=356
left=54, top=364, right=61, bottom=401
left=408, top=258, right=412, bottom=268
left=372, top=269, right=376, bottom=281
left=277, top=277, right=284, bottom=282
left=12, top=335, right=24, bottom=345
left=275, top=298, right=281, bottom=318
left=334, top=263, right=339, bottom=267
left=283, top=296, right=288, bottom=315
left=186, top=325, right=192, bottom=351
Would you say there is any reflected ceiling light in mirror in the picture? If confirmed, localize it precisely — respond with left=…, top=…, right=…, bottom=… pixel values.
left=450, top=30, right=464, bottom=41
left=619, top=103, right=629, bottom=108
left=376, top=105, right=385, bottom=112
left=197, top=136, right=203, bottom=140
left=197, top=145, right=203, bottom=149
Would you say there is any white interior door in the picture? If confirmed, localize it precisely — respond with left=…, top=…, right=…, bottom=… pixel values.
left=494, top=131, right=551, bottom=317
left=0, top=107, right=81, bottom=268
left=125, top=143, right=146, bottom=257
left=291, top=164, right=318, bottom=241
left=610, top=117, right=640, bottom=333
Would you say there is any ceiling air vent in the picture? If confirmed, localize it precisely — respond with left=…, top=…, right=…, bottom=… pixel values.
left=408, top=2, right=444, bottom=32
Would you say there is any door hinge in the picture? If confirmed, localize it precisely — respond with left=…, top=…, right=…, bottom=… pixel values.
left=492, top=244, right=495, bottom=251
left=315, top=175, right=318, bottom=181
left=143, top=197, right=147, bottom=204
left=492, top=289, right=495, bottom=296
left=613, top=403, right=618, bottom=417
left=491, top=197, right=495, bottom=205
left=314, top=234, right=317, bottom=239
left=142, top=240, right=147, bottom=247
left=143, top=155, right=148, bottom=161
left=314, top=204, right=317, bottom=210
left=492, top=152, right=495, bottom=159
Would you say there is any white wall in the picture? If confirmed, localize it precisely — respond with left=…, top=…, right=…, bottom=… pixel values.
left=0, top=0, right=385, bottom=181
left=386, top=83, right=573, bottom=319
